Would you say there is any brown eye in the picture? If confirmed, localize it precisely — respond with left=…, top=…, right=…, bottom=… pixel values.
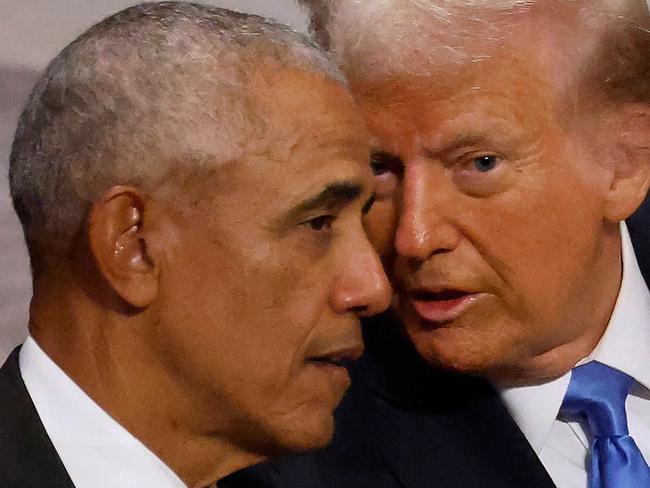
left=305, top=215, right=335, bottom=231
left=371, top=160, right=390, bottom=176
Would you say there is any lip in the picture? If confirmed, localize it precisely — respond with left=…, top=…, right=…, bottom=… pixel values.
left=306, top=344, right=364, bottom=369
left=306, top=344, right=363, bottom=393
left=409, top=291, right=481, bottom=324
left=307, top=360, right=352, bottom=394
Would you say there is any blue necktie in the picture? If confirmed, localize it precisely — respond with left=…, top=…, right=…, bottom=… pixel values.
left=560, top=361, right=650, bottom=487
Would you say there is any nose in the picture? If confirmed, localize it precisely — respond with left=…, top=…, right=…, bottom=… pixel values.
left=394, top=159, right=460, bottom=261
left=330, top=233, right=392, bottom=317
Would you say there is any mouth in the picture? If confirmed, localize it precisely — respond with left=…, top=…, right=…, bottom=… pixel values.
left=409, top=288, right=480, bottom=324
left=307, top=344, right=364, bottom=370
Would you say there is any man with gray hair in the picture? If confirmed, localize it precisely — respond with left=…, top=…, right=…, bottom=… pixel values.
left=0, top=2, right=392, bottom=487
left=226, top=1, right=650, bottom=487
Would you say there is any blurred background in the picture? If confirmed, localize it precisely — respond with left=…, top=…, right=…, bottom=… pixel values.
left=0, top=1, right=310, bottom=361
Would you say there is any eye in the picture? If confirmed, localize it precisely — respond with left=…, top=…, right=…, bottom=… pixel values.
left=304, top=215, right=335, bottom=231
left=371, top=160, right=391, bottom=176
left=452, top=151, right=512, bottom=197
left=473, top=155, right=499, bottom=172
left=370, top=151, right=402, bottom=176
left=370, top=151, right=402, bottom=199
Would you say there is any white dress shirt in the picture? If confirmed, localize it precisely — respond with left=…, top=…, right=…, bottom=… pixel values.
left=19, top=337, right=188, bottom=488
left=501, top=223, right=650, bottom=488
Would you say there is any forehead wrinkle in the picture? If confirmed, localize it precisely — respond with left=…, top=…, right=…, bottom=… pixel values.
left=369, top=84, right=536, bottom=154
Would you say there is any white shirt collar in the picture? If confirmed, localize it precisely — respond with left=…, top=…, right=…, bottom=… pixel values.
left=19, top=336, right=187, bottom=488
left=500, top=222, right=650, bottom=454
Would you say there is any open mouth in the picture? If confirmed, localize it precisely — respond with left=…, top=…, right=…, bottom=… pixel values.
left=409, top=288, right=479, bottom=323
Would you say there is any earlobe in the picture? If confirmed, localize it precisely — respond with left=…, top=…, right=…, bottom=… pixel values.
left=88, top=186, right=158, bottom=308
left=604, top=104, right=650, bottom=223
left=604, top=163, right=650, bottom=223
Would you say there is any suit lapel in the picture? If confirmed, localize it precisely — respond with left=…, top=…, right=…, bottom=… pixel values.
left=0, top=347, right=76, bottom=487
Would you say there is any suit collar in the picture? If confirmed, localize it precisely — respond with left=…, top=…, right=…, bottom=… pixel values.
left=19, top=337, right=187, bottom=488
left=0, top=347, right=76, bottom=487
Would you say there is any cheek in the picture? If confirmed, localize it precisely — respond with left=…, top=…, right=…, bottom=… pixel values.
left=164, top=216, right=349, bottom=351
left=463, top=164, right=605, bottom=326
left=213, top=251, right=334, bottom=377
left=161, top=256, right=333, bottom=413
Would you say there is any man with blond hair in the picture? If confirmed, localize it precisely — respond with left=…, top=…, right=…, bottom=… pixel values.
left=0, top=2, right=392, bottom=486
left=225, top=1, right=650, bottom=487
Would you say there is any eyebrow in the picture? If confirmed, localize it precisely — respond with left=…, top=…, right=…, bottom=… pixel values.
left=422, top=134, right=489, bottom=160
left=292, top=182, right=363, bottom=216
left=422, top=121, right=525, bottom=160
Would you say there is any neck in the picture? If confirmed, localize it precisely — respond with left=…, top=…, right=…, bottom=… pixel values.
left=29, top=273, right=262, bottom=487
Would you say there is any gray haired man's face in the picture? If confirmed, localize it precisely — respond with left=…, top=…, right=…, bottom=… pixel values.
left=354, top=30, right=641, bottom=383
left=151, top=69, right=391, bottom=454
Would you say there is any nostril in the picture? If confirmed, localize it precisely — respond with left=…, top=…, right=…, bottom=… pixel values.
left=350, top=305, right=368, bottom=315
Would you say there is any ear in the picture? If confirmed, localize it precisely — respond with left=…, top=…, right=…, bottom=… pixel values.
left=88, top=186, right=158, bottom=308
left=604, top=104, right=650, bottom=223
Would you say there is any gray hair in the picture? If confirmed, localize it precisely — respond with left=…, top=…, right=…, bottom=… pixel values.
left=298, top=0, right=536, bottom=75
left=10, top=1, right=344, bottom=271
left=298, top=0, right=650, bottom=106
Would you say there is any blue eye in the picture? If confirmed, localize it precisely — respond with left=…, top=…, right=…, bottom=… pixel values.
left=474, top=155, right=498, bottom=172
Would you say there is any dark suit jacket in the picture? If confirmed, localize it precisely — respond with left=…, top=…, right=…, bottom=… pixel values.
left=0, top=347, right=76, bottom=487
left=222, top=200, right=650, bottom=488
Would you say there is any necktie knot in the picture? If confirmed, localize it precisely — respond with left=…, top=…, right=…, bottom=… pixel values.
left=560, top=361, right=650, bottom=487
left=561, top=361, right=633, bottom=437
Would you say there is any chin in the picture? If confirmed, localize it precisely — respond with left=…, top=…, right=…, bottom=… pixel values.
left=278, top=411, right=335, bottom=453
left=407, top=323, right=500, bottom=377
left=246, top=409, right=335, bottom=458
